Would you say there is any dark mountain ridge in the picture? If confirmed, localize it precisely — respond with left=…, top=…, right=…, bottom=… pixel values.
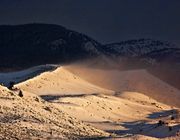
left=0, top=23, right=102, bottom=70
left=0, top=23, right=180, bottom=70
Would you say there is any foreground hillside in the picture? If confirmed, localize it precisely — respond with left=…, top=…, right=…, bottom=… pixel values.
left=13, top=66, right=180, bottom=139
left=54, top=92, right=180, bottom=139
left=0, top=85, right=109, bottom=139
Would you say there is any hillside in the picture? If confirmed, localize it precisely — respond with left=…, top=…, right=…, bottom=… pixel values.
left=0, top=23, right=102, bottom=70
left=0, top=85, right=109, bottom=139
left=65, top=65, right=180, bottom=108
left=0, top=64, right=58, bottom=86
left=16, top=67, right=113, bottom=96
left=13, top=66, right=180, bottom=139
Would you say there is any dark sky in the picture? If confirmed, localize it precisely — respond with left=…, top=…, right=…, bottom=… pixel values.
left=0, top=0, right=180, bottom=45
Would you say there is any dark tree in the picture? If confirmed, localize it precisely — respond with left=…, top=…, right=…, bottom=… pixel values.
left=18, top=90, right=23, bottom=97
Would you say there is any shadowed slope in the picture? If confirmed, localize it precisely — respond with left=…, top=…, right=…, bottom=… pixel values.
left=65, top=65, right=180, bottom=107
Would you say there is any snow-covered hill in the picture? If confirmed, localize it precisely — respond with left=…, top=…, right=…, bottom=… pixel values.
left=103, top=39, right=180, bottom=64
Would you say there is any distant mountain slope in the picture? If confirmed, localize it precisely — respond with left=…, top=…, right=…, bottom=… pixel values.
left=102, top=39, right=180, bottom=90
left=1, top=24, right=180, bottom=71
left=103, top=39, right=180, bottom=64
left=0, top=23, right=103, bottom=70
left=104, top=39, right=177, bottom=56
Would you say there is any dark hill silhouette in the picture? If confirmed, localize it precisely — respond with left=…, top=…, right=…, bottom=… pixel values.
left=0, top=23, right=102, bottom=70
